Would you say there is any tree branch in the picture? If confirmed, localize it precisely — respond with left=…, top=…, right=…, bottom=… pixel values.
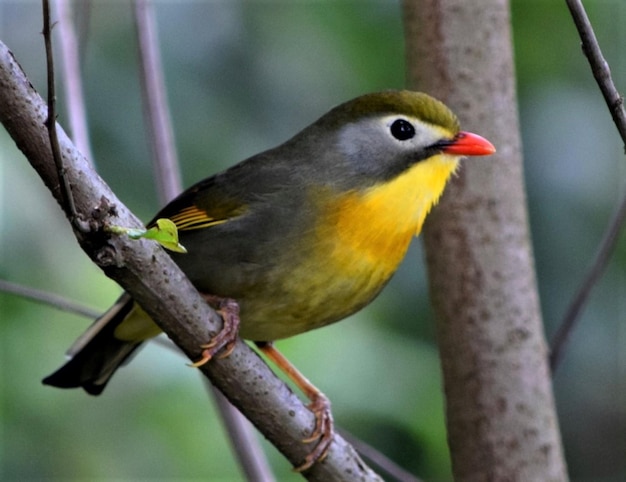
left=133, top=0, right=181, bottom=205
left=131, top=0, right=273, bottom=476
left=0, top=279, right=100, bottom=319
left=43, top=0, right=79, bottom=225
left=564, top=0, right=626, bottom=143
left=550, top=192, right=626, bottom=371
left=0, top=40, right=379, bottom=481
left=207, top=379, right=277, bottom=482
left=53, top=0, right=94, bottom=163
left=549, top=0, right=626, bottom=371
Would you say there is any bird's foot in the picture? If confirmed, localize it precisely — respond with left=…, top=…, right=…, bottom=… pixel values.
left=255, top=341, right=335, bottom=472
left=296, top=392, right=334, bottom=472
left=189, top=296, right=240, bottom=367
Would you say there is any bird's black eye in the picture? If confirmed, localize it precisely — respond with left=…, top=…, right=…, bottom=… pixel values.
left=390, top=119, right=415, bottom=141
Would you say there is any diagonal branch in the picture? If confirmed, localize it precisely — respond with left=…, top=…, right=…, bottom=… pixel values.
left=550, top=192, right=626, bottom=371
left=0, top=279, right=101, bottom=319
left=0, top=40, right=380, bottom=481
left=564, top=0, right=626, bottom=143
left=53, top=0, right=95, bottom=163
left=550, top=0, right=626, bottom=371
left=133, top=0, right=181, bottom=204
left=42, top=0, right=79, bottom=225
left=131, top=0, right=272, bottom=476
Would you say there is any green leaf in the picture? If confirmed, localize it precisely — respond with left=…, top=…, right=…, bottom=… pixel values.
left=143, top=219, right=187, bottom=253
left=108, top=219, right=187, bottom=253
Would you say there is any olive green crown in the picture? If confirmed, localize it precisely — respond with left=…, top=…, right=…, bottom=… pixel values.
left=324, top=90, right=460, bottom=134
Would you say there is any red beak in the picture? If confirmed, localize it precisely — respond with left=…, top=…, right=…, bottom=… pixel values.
left=439, top=131, right=496, bottom=156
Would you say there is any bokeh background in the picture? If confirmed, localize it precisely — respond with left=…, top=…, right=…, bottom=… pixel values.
left=1, top=1, right=624, bottom=480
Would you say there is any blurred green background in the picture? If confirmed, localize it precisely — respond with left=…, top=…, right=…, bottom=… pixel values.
left=1, top=1, right=624, bottom=480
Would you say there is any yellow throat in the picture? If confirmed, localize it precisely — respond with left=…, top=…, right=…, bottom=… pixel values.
left=329, top=152, right=460, bottom=274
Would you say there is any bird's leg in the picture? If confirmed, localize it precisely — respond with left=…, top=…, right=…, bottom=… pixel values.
left=256, top=341, right=334, bottom=472
left=189, top=295, right=240, bottom=367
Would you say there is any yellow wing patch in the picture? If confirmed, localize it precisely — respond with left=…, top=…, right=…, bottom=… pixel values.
left=167, top=205, right=228, bottom=231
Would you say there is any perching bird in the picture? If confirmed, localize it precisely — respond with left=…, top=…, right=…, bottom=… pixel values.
left=43, top=90, right=495, bottom=470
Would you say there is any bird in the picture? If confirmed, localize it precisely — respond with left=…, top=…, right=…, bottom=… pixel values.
left=43, top=89, right=495, bottom=470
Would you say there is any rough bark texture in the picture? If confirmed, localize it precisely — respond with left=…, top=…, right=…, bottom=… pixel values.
left=0, top=40, right=380, bottom=482
left=402, top=1, right=568, bottom=480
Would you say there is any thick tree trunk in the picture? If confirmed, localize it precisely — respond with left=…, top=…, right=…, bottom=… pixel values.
left=403, top=1, right=568, bottom=480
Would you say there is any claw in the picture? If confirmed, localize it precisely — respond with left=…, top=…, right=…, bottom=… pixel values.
left=255, top=342, right=335, bottom=472
left=189, top=296, right=240, bottom=368
left=296, top=393, right=334, bottom=472
left=188, top=350, right=212, bottom=368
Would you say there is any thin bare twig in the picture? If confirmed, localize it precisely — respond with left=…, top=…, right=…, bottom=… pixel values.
left=550, top=0, right=626, bottom=371
left=54, top=0, right=94, bottom=163
left=339, top=429, right=422, bottom=482
left=565, top=0, right=626, bottom=143
left=42, top=0, right=79, bottom=223
left=132, top=1, right=274, bottom=478
left=207, top=380, right=277, bottom=482
left=550, top=193, right=626, bottom=371
left=0, top=269, right=187, bottom=358
left=0, top=278, right=178, bottom=353
left=0, top=279, right=100, bottom=319
left=133, top=0, right=181, bottom=205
